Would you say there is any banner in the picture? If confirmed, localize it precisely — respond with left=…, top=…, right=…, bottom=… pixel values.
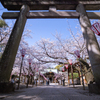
left=91, top=22, right=100, bottom=36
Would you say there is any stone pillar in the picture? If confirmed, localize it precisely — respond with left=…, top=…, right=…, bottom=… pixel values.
left=76, top=4, right=100, bottom=85
left=0, top=5, right=30, bottom=82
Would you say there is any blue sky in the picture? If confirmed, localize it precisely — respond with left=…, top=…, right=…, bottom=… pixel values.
left=26, top=18, right=79, bottom=46
left=0, top=2, right=80, bottom=47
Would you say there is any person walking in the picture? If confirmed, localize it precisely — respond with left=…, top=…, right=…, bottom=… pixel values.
left=47, top=77, right=49, bottom=85
left=62, top=78, right=65, bottom=86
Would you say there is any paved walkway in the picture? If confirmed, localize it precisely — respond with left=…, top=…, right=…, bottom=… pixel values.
left=0, top=85, right=100, bottom=100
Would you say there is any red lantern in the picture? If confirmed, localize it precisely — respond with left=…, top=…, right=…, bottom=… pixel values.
left=68, top=59, right=72, bottom=65
left=91, top=22, right=100, bottom=36
left=28, top=58, right=32, bottom=65
left=62, top=68, right=65, bottom=72
left=36, top=67, right=38, bottom=72
left=65, top=64, right=68, bottom=69
left=74, top=50, right=80, bottom=58
left=20, top=48, right=26, bottom=57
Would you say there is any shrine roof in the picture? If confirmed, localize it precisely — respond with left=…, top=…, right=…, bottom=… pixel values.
left=1, top=0, right=100, bottom=11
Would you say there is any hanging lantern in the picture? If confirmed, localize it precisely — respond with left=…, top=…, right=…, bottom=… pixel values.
left=91, top=22, right=100, bottom=36
left=36, top=67, right=38, bottom=72
left=62, top=68, right=65, bottom=72
left=20, top=48, right=26, bottom=57
left=65, top=64, right=68, bottom=69
left=28, top=58, right=32, bottom=65
left=68, top=59, right=72, bottom=65
left=74, top=50, right=80, bottom=58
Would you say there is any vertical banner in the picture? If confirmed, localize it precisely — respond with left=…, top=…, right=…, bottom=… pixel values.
left=91, top=22, right=100, bottom=36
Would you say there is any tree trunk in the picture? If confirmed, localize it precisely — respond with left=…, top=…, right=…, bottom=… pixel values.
left=80, top=59, right=94, bottom=84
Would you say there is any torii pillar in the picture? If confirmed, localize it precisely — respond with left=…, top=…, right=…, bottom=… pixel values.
left=76, top=4, right=100, bottom=91
left=0, top=5, right=29, bottom=82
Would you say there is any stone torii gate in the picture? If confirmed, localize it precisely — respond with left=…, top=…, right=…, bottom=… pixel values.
left=1, top=0, right=100, bottom=93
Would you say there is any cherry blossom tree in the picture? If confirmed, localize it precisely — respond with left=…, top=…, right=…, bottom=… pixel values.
left=29, top=24, right=94, bottom=84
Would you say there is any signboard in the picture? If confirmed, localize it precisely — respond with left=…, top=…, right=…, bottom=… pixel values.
left=91, top=22, right=100, bottom=36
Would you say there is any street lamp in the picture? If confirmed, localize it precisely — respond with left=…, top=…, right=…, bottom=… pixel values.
left=17, top=48, right=26, bottom=89
left=74, top=50, right=85, bottom=90
left=26, top=58, right=32, bottom=88
left=68, top=59, right=74, bottom=87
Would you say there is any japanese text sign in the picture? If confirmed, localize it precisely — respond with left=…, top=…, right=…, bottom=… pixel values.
left=91, top=22, right=100, bottom=36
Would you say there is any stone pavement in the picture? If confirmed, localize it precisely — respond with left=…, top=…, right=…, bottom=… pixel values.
left=0, top=85, right=100, bottom=100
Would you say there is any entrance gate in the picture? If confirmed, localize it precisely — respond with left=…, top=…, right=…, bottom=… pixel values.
left=1, top=0, right=100, bottom=92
